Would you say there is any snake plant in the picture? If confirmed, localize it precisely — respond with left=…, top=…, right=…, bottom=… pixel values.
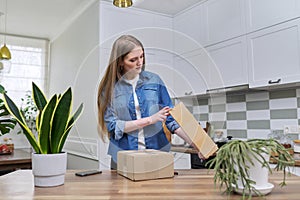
left=3, top=82, right=83, bottom=154
left=207, top=139, right=295, bottom=199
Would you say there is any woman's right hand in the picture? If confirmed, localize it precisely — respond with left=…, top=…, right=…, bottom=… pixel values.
left=150, top=107, right=170, bottom=124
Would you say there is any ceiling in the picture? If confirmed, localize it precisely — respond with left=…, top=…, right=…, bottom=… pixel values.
left=121, top=0, right=202, bottom=16
left=0, top=0, right=202, bottom=41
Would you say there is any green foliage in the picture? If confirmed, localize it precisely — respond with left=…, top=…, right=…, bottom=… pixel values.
left=20, top=91, right=38, bottom=133
left=0, top=84, right=17, bottom=136
left=207, top=139, right=295, bottom=199
left=3, top=82, right=84, bottom=154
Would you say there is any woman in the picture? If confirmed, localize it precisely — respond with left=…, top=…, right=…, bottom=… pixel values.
left=97, top=35, right=204, bottom=169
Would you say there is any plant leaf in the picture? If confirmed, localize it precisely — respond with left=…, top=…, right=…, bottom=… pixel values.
left=32, top=82, right=47, bottom=111
left=0, top=120, right=16, bottom=135
left=32, top=82, right=47, bottom=131
left=0, top=84, right=5, bottom=94
left=3, top=93, right=41, bottom=153
left=50, top=88, right=72, bottom=153
left=38, top=95, right=57, bottom=154
left=57, top=103, right=84, bottom=152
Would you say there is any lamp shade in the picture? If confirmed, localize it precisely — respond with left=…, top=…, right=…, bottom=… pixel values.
left=0, top=44, right=11, bottom=60
left=113, top=0, right=133, bottom=8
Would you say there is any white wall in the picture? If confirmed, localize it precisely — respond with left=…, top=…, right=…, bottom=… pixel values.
left=49, top=1, right=100, bottom=167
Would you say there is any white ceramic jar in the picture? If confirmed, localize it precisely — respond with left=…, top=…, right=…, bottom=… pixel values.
left=293, top=140, right=300, bottom=153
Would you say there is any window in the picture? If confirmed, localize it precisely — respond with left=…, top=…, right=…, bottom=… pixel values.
left=0, top=35, right=49, bottom=106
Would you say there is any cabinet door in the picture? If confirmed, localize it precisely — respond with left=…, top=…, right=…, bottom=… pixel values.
left=206, top=36, right=248, bottom=89
left=202, top=0, right=246, bottom=45
left=173, top=3, right=204, bottom=53
left=247, top=18, right=300, bottom=88
left=245, top=0, right=300, bottom=32
left=173, top=48, right=210, bottom=97
left=171, top=152, right=191, bottom=169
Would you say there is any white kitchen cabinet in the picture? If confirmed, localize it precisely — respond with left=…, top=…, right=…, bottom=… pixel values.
left=173, top=3, right=205, bottom=54
left=206, top=36, right=248, bottom=89
left=247, top=18, right=300, bottom=88
left=171, top=152, right=191, bottom=169
left=202, top=0, right=246, bottom=46
left=245, top=0, right=300, bottom=33
left=173, top=48, right=211, bottom=97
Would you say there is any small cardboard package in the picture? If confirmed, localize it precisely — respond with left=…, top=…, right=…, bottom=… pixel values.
left=117, top=149, right=174, bottom=181
left=170, top=102, right=218, bottom=159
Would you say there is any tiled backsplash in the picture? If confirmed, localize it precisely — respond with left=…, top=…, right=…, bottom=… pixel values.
left=189, top=88, right=300, bottom=139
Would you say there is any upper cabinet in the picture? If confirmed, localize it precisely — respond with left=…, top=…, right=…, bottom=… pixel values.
left=202, top=0, right=246, bottom=46
left=173, top=3, right=205, bottom=52
left=173, top=3, right=209, bottom=97
left=173, top=48, right=211, bottom=97
left=173, top=0, right=300, bottom=91
left=206, top=36, right=248, bottom=89
left=245, top=0, right=300, bottom=32
left=247, top=18, right=300, bottom=88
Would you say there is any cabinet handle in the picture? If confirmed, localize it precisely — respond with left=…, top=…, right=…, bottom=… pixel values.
left=184, top=91, right=193, bottom=95
left=268, top=78, right=281, bottom=84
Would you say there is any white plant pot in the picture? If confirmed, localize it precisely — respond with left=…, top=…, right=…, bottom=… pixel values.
left=235, top=151, right=274, bottom=195
left=237, top=152, right=270, bottom=188
left=32, top=152, right=67, bottom=187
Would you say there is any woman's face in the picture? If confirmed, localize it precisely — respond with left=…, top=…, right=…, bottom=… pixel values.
left=122, top=46, right=144, bottom=79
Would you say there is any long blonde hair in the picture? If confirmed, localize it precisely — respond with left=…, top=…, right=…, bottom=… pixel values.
left=97, top=35, right=145, bottom=141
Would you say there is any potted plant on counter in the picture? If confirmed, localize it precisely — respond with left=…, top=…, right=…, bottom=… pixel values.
left=3, top=82, right=83, bottom=187
left=207, top=138, right=295, bottom=199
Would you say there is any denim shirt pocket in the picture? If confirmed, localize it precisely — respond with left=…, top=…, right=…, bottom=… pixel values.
left=143, top=84, right=159, bottom=102
left=142, top=84, right=160, bottom=115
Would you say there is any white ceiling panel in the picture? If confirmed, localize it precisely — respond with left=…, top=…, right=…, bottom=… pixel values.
left=0, top=0, right=203, bottom=40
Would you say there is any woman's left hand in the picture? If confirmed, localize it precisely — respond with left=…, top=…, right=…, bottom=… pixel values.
left=197, top=151, right=206, bottom=160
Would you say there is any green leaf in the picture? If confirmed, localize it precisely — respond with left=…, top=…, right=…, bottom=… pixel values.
left=57, top=103, right=84, bottom=152
left=38, top=95, right=57, bottom=154
left=0, top=120, right=16, bottom=135
left=32, top=82, right=47, bottom=131
left=50, top=88, right=72, bottom=153
left=3, top=93, right=41, bottom=153
left=0, top=84, right=5, bottom=94
left=32, top=82, right=47, bottom=111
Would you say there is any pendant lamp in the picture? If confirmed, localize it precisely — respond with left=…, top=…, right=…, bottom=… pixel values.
left=0, top=0, right=11, bottom=60
left=113, top=0, right=133, bottom=8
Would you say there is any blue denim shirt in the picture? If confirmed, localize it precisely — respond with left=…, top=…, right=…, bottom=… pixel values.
left=104, top=71, right=179, bottom=163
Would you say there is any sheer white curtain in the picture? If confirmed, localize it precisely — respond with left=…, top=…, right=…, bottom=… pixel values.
left=0, top=35, right=49, bottom=105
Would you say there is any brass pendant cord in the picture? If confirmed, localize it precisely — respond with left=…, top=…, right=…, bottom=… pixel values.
left=0, top=0, right=11, bottom=60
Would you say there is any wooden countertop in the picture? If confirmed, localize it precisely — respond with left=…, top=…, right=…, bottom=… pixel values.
left=0, top=169, right=299, bottom=199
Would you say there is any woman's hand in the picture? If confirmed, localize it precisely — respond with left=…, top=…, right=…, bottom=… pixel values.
left=150, top=107, right=170, bottom=124
left=174, top=127, right=207, bottom=160
left=197, top=151, right=206, bottom=160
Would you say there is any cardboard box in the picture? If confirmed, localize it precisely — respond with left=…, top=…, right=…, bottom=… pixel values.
left=170, top=102, right=218, bottom=159
left=117, top=149, right=174, bottom=181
